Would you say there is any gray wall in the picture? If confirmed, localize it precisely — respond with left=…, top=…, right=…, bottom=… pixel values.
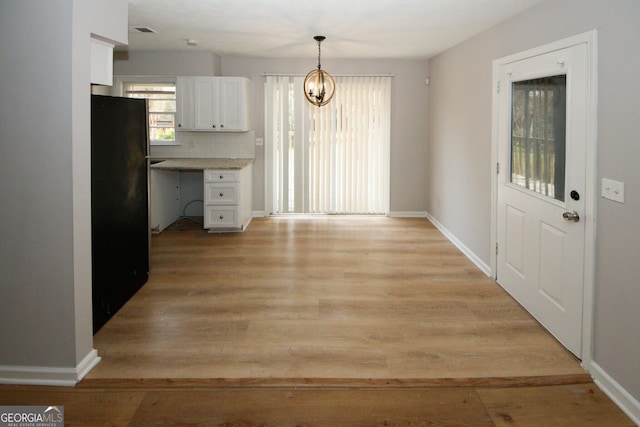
left=0, top=0, right=77, bottom=368
left=427, top=0, right=640, bottom=404
left=114, top=54, right=430, bottom=215
left=0, top=0, right=127, bottom=380
left=222, top=58, right=430, bottom=215
left=114, top=50, right=221, bottom=76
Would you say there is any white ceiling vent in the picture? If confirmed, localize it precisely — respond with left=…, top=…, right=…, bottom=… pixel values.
left=130, top=26, right=157, bottom=34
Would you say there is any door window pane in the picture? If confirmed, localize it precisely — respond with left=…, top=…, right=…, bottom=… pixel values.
left=511, top=75, right=566, bottom=201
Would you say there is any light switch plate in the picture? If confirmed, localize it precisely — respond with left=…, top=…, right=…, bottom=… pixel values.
left=255, top=137, right=264, bottom=146
left=602, top=178, right=625, bottom=203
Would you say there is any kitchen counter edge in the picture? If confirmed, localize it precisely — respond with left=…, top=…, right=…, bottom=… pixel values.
left=150, top=158, right=254, bottom=171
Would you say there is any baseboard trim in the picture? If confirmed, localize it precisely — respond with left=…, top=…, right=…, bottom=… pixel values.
left=425, top=212, right=491, bottom=277
left=388, top=211, right=428, bottom=218
left=76, top=349, right=101, bottom=382
left=0, top=349, right=101, bottom=387
left=258, top=211, right=428, bottom=218
left=590, top=361, right=640, bottom=425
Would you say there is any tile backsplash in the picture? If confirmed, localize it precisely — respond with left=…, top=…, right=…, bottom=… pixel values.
left=150, top=130, right=255, bottom=159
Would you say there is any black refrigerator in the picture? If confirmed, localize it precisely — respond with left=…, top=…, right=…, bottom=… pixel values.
left=91, top=95, right=150, bottom=333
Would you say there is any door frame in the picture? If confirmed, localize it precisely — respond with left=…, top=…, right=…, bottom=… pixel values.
left=490, top=30, right=598, bottom=369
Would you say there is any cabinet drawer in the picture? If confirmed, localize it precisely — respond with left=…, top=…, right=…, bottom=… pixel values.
left=205, top=183, right=238, bottom=204
left=204, top=169, right=238, bottom=183
left=204, top=206, right=238, bottom=228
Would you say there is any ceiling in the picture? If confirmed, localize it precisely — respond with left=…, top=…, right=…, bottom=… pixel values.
left=125, top=0, right=544, bottom=59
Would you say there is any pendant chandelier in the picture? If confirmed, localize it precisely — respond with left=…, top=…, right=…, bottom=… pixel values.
left=304, top=35, right=335, bottom=107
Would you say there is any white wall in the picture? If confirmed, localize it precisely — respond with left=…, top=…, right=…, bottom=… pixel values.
left=0, top=0, right=126, bottom=384
left=427, top=0, right=640, bottom=417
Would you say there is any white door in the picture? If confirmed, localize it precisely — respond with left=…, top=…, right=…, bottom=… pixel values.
left=496, top=43, right=588, bottom=357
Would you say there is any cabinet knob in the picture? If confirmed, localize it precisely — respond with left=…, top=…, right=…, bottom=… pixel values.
left=219, top=215, right=224, bottom=220
left=219, top=175, right=224, bottom=179
left=212, top=124, right=216, bottom=128
left=178, top=123, right=182, bottom=128
left=219, top=193, right=224, bottom=197
left=220, top=124, right=224, bottom=128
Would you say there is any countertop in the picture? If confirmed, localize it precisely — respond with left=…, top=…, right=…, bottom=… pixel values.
left=150, top=158, right=254, bottom=171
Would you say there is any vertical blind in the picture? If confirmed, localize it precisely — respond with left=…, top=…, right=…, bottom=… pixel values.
left=265, top=75, right=391, bottom=215
left=265, top=76, right=305, bottom=214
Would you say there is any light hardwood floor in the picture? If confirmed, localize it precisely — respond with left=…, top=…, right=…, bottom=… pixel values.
left=87, top=216, right=585, bottom=382
left=1, top=217, right=634, bottom=426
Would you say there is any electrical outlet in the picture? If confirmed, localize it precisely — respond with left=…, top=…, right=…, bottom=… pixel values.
left=255, top=137, right=264, bottom=146
left=602, top=178, right=625, bottom=203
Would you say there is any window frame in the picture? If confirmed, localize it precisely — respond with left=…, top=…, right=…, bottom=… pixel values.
left=113, top=76, right=179, bottom=146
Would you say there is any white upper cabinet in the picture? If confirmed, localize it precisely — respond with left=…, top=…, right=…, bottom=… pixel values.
left=218, top=78, right=249, bottom=131
left=176, top=77, right=194, bottom=130
left=90, top=38, right=115, bottom=86
left=176, top=76, right=249, bottom=132
left=87, top=0, right=127, bottom=86
left=194, top=77, right=216, bottom=130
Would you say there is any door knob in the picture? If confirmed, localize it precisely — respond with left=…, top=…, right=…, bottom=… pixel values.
left=562, top=210, right=580, bottom=222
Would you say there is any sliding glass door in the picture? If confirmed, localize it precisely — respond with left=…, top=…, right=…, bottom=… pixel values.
left=265, top=75, right=391, bottom=215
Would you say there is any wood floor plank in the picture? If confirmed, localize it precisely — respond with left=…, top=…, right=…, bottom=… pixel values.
left=89, top=217, right=589, bottom=382
left=477, top=384, right=637, bottom=426
left=128, top=388, right=494, bottom=426
left=0, top=387, right=145, bottom=427
left=78, top=375, right=593, bottom=389
left=4, top=382, right=629, bottom=426
left=385, top=345, right=585, bottom=378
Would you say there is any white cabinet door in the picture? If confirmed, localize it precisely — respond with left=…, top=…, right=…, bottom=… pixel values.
left=175, top=77, right=194, bottom=131
left=175, top=76, right=249, bottom=132
left=194, top=77, right=217, bottom=130
left=219, top=77, right=248, bottom=131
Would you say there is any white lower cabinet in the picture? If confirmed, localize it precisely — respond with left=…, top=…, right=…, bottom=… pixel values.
left=150, top=169, right=180, bottom=233
left=205, top=206, right=238, bottom=229
left=203, top=165, right=252, bottom=232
